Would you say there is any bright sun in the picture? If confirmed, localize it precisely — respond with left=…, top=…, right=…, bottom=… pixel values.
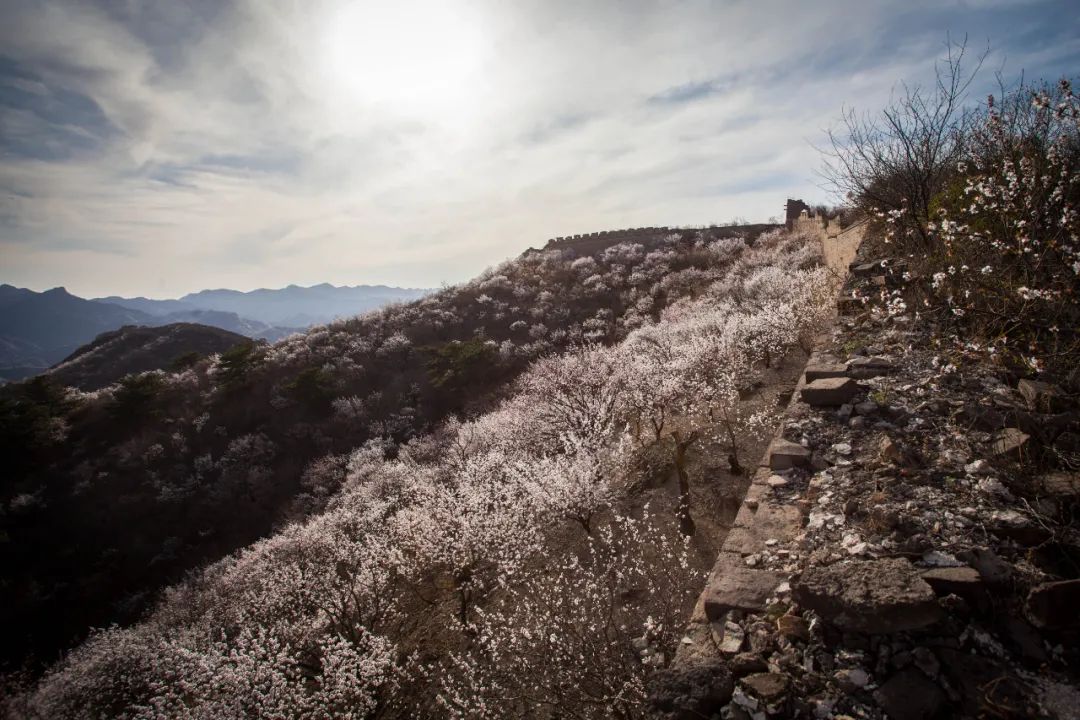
left=321, top=0, right=487, bottom=115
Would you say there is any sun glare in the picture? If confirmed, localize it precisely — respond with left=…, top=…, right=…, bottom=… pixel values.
left=321, top=0, right=487, bottom=116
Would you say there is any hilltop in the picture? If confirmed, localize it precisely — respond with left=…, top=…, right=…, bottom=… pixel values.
left=45, top=324, right=249, bottom=392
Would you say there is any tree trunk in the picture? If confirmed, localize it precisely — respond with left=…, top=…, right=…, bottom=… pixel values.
left=672, top=430, right=697, bottom=537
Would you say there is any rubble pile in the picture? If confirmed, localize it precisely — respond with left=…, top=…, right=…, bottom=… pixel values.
left=652, top=251, right=1080, bottom=719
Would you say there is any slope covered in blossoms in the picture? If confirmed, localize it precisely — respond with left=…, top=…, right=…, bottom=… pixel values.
left=0, top=224, right=774, bottom=672
left=6, top=228, right=835, bottom=719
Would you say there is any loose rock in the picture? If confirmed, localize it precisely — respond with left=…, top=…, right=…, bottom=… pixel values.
left=792, top=558, right=943, bottom=634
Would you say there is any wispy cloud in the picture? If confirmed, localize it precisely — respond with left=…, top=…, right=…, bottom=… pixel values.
left=0, top=0, right=1077, bottom=297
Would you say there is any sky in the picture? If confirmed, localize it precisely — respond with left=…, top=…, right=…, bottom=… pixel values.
left=0, top=0, right=1078, bottom=298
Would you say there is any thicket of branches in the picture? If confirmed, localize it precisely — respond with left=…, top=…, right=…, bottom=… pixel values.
left=822, top=41, right=1080, bottom=383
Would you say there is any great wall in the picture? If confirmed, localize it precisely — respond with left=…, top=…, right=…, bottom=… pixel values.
left=651, top=203, right=1079, bottom=719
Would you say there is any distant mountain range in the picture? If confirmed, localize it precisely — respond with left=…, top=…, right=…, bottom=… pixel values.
left=96, top=283, right=430, bottom=328
left=0, top=283, right=430, bottom=382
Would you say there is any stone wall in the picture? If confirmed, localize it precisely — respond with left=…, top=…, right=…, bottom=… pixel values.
left=650, top=218, right=866, bottom=717
left=793, top=211, right=866, bottom=277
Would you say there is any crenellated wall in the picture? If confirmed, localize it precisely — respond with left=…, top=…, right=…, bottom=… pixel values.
left=793, top=210, right=866, bottom=276
left=658, top=208, right=866, bottom=708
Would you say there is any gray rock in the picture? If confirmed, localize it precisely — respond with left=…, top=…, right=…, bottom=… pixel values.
left=874, top=668, right=945, bottom=720
left=1026, top=579, right=1080, bottom=629
left=711, top=619, right=745, bottom=655
left=990, top=509, right=1049, bottom=545
left=648, top=660, right=734, bottom=719
left=834, top=667, right=870, bottom=691
left=792, top=558, right=943, bottom=634
left=855, top=400, right=880, bottom=416
left=769, top=439, right=810, bottom=470
left=801, top=377, right=861, bottom=406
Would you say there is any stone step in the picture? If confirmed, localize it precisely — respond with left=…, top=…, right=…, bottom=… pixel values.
left=799, top=377, right=860, bottom=406
left=804, top=364, right=848, bottom=382
left=768, top=439, right=809, bottom=470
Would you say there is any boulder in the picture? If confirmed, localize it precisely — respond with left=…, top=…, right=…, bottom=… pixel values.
left=801, top=377, right=861, bottom=407
left=648, top=660, right=734, bottom=719
left=1026, top=579, right=1080, bottom=629
left=792, top=558, right=943, bottom=634
left=768, top=439, right=809, bottom=470
left=1017, top=378, right=1069, bottom=413
left=834, top=667, right=870, bottom=691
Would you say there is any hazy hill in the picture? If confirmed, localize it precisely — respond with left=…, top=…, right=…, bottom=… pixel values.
left=0, top=286, right=153, bottom=376
left=46, top=323, right=249, bottom=391
left=97, top=283, right=431, bottom=328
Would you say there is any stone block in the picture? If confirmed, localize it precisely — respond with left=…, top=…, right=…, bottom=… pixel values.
left=800, top=377, right=860, bottom=407
left=804, top=364, right=848, bottom=382
left=792, top=558, right=943, bottom=634
left=768, top=439, right=809, bottom=470
left=703, top=556, right=784, bottom=621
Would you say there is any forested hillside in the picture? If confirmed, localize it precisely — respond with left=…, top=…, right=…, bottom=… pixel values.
left=46, top=323, right=249, bottom=392
left=0, top=224, right=779, bottom=677
left=4, top=226, right=833, bottom=718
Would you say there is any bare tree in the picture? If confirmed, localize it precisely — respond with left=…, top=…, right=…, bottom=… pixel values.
left=819, top=37, right=986, bottom=246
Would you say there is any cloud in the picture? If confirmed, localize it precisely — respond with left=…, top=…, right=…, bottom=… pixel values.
left=0, top=0, right=1077, bottom=297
